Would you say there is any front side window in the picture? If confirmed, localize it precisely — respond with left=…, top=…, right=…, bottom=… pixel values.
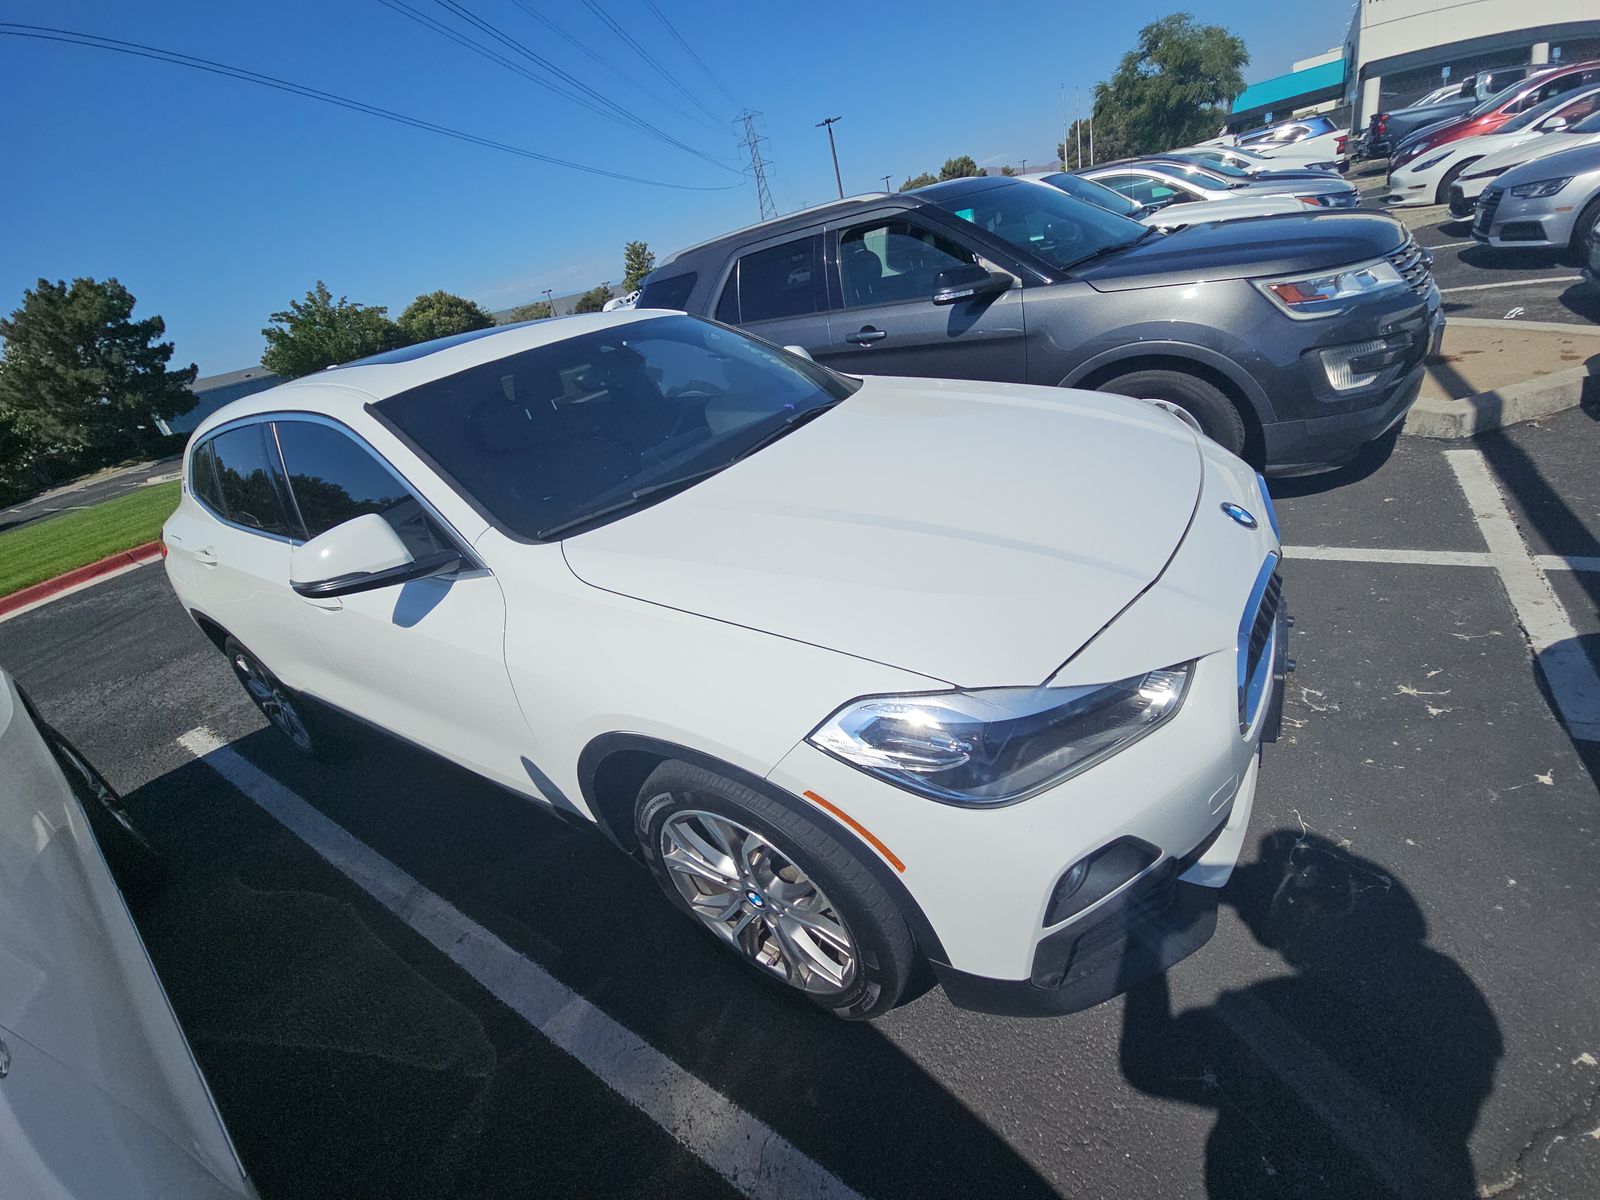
left=1095, top=173, right=1186, bottom=206
left=373, top=315, right=857, bottom=540
left=933, top=179, right=1151, bottom=271
left=207, top=423, right=298, bottom=538
left=717, top=236, right=825, bottom=324
left=273, top=420, right=449, bottom=559
left=838, top=219, right=977, bottom=307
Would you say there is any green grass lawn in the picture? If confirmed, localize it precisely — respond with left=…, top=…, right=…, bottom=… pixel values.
left=0, top=481, right=180, bottom=596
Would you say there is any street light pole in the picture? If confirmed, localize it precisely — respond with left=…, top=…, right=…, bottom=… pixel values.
left=816, top=116, right=844, bottom=199
left=880, top=173, right=892, bottom=193
left=542, top=288, right=554, bottom=317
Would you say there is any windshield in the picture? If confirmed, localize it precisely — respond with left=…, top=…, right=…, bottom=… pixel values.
left=1500, top=85, right=1600, bottom=132
left=930, top=179, right=1149, bottom=272
left=1035, top=172, right=1141, bottom=215
left=373, top=315, right=857, bottom=540
left=1169, top=155, right=1252, bottom=179
left=1470, top=77, right=1536, bottom=117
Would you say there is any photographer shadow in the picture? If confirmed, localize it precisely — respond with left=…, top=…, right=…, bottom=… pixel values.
left=1120, top=830, right=1501, bottom=1199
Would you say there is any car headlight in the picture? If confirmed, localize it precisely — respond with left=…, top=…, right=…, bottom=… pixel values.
left=1508, top=176, right=1572, bottom=198
left=1412, top=152, right=1451, bottom=173
left=806, top=665, right=1194, bottom=806
left=1254, top=258, right=1406, bottom=318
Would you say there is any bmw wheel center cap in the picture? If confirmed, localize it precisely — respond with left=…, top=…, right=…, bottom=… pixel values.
left=1220, top=502, right=1258, bottom=529
left=746, top=889, right=766, bottom=907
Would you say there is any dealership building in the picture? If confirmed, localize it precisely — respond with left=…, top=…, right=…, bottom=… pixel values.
left=1231, top=0, right=1600, bottom=131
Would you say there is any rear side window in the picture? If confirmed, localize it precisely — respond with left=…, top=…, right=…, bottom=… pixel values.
left=207, top=424, right=299, bottom=538
left=189, top=439, right=224, bottom=513
left=273, top=420, right=448, bottom=559
left=718, top=236, right=825, bottom=324
left=637, top=271, right=696, bottom=310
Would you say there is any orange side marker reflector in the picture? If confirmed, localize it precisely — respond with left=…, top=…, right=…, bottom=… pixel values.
left=802, top=790, right=906, bottom=873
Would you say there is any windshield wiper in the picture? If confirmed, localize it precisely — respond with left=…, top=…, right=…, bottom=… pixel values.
left=1059, top=225, right=1159, bottom=271
left=534, top=402, right=841, bottom=540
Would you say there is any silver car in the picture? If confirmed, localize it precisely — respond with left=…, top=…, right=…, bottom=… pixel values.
left=0, top=671, right=255, bottom=1199
left=1080, top=160, right=1360, bottom=211
left=1471, top=140, right=1600, bottom=252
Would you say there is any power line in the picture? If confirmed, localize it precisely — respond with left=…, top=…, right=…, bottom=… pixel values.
left=736, top=110, right=775, bottom=221
left=641, top=0, right=739, bottom=108
left=426, top=0, right=738, bottom=171
left=503, top=0, right=727, bottom=136
left=0, top=24, right=739, bottom=191
left=580, top=0, right=724, bottom=124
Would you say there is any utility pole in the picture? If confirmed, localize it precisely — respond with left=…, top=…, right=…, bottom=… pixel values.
left=1075, top=85, right=1083, bottom=169
left=817, top=115, right=844, bottom=199
left=1021, top=158, right=1028, bottom=176
left=880, top=173, right=892, bottom=193
left=1062, top=84, right=1069, bottom=169
left=1088, top=107, right=1095, bottom=165
left=736, top=110, right=777, bottom=221
left=542, top=288, right=554, bottom=316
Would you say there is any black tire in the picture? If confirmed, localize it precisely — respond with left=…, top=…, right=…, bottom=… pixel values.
left=47, top=730, right=167, bottom=900
left=1096, top=368, right=1249, bottom=458
left=635, top=760, right=916, bottom=1020
left=1434, top=158, right=1478, bottom=207
left=1568, top=194, right=1600, bottom=262
left=223, top=636, right=342, bottom=760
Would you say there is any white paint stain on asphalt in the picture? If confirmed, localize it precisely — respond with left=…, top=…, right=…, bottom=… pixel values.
left=175, top=727, right=865, bottom=1200
left=1446, top=448, right=1600, bottom=742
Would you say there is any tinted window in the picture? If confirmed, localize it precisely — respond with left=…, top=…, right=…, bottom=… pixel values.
left=637, top=271, right=697, bottom=310
left=373, top=315, right=856, bottom=540
left=714, top=268, right=741, bottom=323
left=208, top=424, right=298, bottom=537
left=839, top=219, right=977, bottom=307
left=190, top=439, right=224, bottom=513
left=731, top=236, right=825, bottom=323
left=1037, top=172, right=1141, bottom=215
left=934, top=179, right=1151, bottom=271
left=274, top=420, right=448, bottom=559
left=1095, top=173, right=1188, bottom=206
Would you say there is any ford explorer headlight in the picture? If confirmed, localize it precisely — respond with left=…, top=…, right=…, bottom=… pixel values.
left=806, top=665, right=1193, bottom=806
left=1255, top=258, right=1405, bottom=318
left=1509, top=176, right=1572, bottom=198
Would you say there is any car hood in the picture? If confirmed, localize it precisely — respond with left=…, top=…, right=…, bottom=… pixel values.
left=561, top=377, right=1203, bottom=686
left=1079, top=211, right=1406, bottom=291
left=1226, top=177, right=1352, bottom=198
left=1472, top=130, right=1600, bottom=176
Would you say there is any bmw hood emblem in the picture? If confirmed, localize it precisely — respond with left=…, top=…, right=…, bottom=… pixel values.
left=1220, top=502, right=1258, bottom=529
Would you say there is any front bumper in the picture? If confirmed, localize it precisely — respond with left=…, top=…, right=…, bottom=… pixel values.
left=1470, top=185, right=1580, bottom=249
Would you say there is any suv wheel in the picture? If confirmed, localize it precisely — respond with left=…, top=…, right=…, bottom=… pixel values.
left=635, top=761, right=916, bottom=1019
left=1096, top=369, right=1248, bottom=458
left=224, top=637, right=337, bottom=760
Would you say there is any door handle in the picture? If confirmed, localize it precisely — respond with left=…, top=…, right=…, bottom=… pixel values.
left=194, top=547, right=218, bottom=567
left=845, top=327, right=887, bottom=345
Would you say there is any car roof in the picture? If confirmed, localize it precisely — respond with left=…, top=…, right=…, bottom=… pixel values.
left=654, top=176, right=1025, bottom=269
left=189, top=309, right=679, bottom=439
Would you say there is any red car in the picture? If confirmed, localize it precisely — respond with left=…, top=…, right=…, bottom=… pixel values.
left=1391, top=61, right=1600, bottom=169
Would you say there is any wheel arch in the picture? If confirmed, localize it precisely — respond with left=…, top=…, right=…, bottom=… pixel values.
left=1067, top=347, right=1269, bottom=462
left=188, top=609, right=230, bottom=653
left=577, top=731, right=949, bottom=963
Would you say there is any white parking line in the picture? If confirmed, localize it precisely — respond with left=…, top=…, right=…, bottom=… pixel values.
left=1439, top=276, right=1583, bottom=295
left=1444, top=449, right=1600, bottom=740
left=1284, top=544, right=1493, bottom=568
left=175, top=727, right=864, bottom=1200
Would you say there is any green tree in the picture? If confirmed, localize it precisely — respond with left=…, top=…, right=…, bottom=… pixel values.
left=621, top=241, right=656, bottom=292
left=504, top=300, right=553, bottom=322
left=573, top=283, right=614, bottom=314
left=899, top=171, right=938, bottom=191
left=396, top=290, right=495, bottom=344
left=939, top=155, right=982, bottom=180
left=0, top=277, right=196, bottom=466
left=1093, top=12, right=1247, bottom=155
left=1000, top=164, right=1017, bottom=177
left=261, top=282, right=402, bottom=378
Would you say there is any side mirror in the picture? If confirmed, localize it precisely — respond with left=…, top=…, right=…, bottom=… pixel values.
left=932, top=264, right=1012, bottom=306
left=783, top=344, right=814, bottom=361
left=290, top=513, right=462, bottom=599
left=1538, top=115, right=1570, bottom=132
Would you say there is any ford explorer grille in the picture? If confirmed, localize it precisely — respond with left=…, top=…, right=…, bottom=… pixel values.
left=1384, top=232, right=1433, bottom=296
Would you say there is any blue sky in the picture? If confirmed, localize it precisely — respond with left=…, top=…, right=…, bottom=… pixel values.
left=2, top=1, right=1353, bottom=374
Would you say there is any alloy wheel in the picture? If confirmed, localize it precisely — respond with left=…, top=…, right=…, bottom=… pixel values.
left=659, top=809, right=857, bottom=994
left=232, top=652, right=313, bottom=753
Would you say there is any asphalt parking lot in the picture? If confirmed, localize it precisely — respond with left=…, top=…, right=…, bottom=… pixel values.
left=5, top=410, right=1600, bottom=1200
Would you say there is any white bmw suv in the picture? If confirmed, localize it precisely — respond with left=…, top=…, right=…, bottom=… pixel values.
left=163, top=311, right=1288, bottom=1019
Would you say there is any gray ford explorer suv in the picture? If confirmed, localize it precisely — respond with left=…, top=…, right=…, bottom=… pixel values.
left=640, top=176, right=1441, bottom=474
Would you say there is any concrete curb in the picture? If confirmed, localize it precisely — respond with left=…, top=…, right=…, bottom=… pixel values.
left=1404, top=363, right=1597, bottom=439
left=0, top=541, right=163, bottom=618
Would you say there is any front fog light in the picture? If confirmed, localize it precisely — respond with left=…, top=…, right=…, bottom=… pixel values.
left=808, top=665, right=1194, bottom=805
left=1319, top=338, right=1397, bottom=390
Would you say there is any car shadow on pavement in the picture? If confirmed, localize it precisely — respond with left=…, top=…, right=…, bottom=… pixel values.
left=1264, top=428, right=1402, bottom=499
left=120, top=730, right=1062, bottom=1200
left=1118, top=830, right=1502, bottom=1200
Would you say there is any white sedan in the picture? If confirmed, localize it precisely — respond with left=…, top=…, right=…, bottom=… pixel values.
left=1452, top=105, right=1600, bottom=215
left=1384, top=84, right=1600, bottom=209
left=162, top=312, right=1288, bottom=1019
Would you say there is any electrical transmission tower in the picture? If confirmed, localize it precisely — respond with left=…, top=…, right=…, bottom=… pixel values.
left=736, top=110, right=777, bottom=221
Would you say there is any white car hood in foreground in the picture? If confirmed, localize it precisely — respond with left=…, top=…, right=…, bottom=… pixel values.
left=562, top=377, right=1202, bottom=686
